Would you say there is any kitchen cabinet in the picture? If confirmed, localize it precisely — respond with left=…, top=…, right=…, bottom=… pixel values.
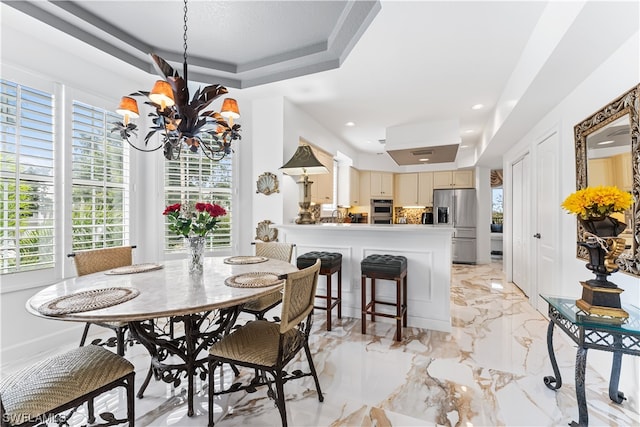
left=359, top=171, right=371, bottom=203
left=395, top=173, right=419, bottom=206
left=612, top=152, right=632, bottom=191
left=418, top=172, right=434, bottom=205
left=433, top=170, right=474, bottom=189
left=587, top=153, right=631, bottom=191
left=395, top=172, right=434, bottom=207
left=370, top=171, right=394, bottom=198
left=587, top=158, right=614, bottom=188
left=309, top=145, right=334, bottom=204
left=349, top=167, right=361, bottom=206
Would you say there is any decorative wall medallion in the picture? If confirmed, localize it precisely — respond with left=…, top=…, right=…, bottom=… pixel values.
left=255, top=220, right=278, bottom=242
left=256, top=172, right=279, bottom=195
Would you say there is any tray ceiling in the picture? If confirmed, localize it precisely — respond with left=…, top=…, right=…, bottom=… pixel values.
left=5, top=0, right=380, bottom=89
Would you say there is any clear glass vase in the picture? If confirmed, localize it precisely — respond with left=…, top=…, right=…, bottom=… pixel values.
left=186, top=236, right=205, bottom=275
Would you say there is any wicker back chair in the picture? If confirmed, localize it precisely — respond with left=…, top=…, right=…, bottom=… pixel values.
left=0, top=345, right=135, bottom=427
left=67, top=245, right=136, bottom=356
left=253, top=242, right=295, bottom=262
left=207, top=259, right=323, bottom=427
left=241, top=242, right=296, bottom=319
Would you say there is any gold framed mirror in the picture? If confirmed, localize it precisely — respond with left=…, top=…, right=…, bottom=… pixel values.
left=574, top=83, right=639, bottom=277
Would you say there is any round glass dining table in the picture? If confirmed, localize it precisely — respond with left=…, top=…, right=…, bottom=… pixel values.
left=26, top=256, right=297, bottom=417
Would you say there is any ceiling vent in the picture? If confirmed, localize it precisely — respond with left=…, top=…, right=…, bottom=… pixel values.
left=411, top=149, right=433, bottom=156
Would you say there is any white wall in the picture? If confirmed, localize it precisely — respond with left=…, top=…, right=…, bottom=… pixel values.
left=246, top=97, right=284, bottom=252
left=503, top=30, right=639, bottom=399
left=0, top=9, right=156, bottom=366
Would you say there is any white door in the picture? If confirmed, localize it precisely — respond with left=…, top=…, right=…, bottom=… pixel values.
left=511, top=154, right=530, bottom=296
left=535, top=132, right=560, bottom=311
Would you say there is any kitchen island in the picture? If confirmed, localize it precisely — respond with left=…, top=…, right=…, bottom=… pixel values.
left=277, top=223, right=454, bottom=332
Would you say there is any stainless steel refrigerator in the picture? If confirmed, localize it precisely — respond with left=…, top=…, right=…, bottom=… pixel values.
left=433, top=188, right=477, bottom=263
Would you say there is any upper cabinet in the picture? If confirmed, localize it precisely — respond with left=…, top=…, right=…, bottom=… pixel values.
left=588, top=152, right=632, bottom=191
left=433, top=170, right=474, bottom=189
left=587, top=158, right=614, bottom=187
left=418, top=172, right=434, bottom=206
left=612, top=152, right=632, bottom=191
left=307, top=144, right=334, bottom=204
left=359, top=170, right=371, bottom=203
left=394, top=172, right=434, bottom=206
left=349, top=167, right=361, bottom=206
left=395, top=173, right=418, bottom=206
left=370, top=171, right=394, bottom=198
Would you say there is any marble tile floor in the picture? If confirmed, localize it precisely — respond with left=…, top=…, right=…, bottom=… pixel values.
left=5, top=262, right=640, bottom=426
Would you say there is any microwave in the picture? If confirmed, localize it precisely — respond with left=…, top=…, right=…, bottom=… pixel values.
left=371, top=199, right=393, bottom=215
left=370, top=199, right=393, bottom=224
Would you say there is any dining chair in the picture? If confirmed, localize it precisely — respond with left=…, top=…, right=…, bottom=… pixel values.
left=0, top=345, right=135, bottom=427
left=240, top=242, right=296, bottom=320
left=67, top=245, right=136, bottom=356
left=207, top=259, right=323, bottom=427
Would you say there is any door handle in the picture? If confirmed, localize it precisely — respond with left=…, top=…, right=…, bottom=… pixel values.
left=533, top=233, right=541, bottom=239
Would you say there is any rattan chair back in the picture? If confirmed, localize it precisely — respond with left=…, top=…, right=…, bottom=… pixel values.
left=66, top=246, right=136, bottom=357
left=254, top=242, right=295, bottom=263
left=69, top=246, right=135, bottom=276
left=279, top=259, right=320, bottom=334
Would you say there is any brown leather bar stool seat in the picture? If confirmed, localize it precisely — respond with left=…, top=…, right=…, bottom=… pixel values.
left=297, top=251, right=342, bottom=331
left=361, top=254, right=408, bottom=341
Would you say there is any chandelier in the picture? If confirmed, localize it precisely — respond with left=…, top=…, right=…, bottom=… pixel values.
left=113, top=0, right=241, bottom=161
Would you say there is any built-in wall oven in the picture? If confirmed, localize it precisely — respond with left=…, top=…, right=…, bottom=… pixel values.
left=370, top=199, right=393, bottom=224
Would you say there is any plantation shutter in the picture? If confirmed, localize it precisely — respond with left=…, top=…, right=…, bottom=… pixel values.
left=0, top=80, right=55, bottom=273
left=71, top=101, right=130, bottom=251
left=164, top=148, right=232, bottom=253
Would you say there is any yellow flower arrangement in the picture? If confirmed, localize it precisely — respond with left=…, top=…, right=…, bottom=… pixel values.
left=561, top=185, right=633, bottom=220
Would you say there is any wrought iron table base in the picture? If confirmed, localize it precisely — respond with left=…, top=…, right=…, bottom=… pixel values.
left=543, top=300, right=637, bottom=427
left=129, top=307, right=240, bottom=417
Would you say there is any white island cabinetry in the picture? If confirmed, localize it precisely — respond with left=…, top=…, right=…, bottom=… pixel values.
left=277, top=223, right=454, bottom=332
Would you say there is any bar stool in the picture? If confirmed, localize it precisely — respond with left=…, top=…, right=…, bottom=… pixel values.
left=361, top=254, right=408, bottom=341
left=297, top=251, right=342, bottom=331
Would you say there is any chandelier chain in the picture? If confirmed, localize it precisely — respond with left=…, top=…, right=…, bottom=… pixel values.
left=183, top=0, right=188, bottom=73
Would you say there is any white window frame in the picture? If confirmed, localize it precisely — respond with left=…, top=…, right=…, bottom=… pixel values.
left=0, top=68, right=132, bottom=293
left=163, top=147, right=233, bottom=256
left=70, top=100, right=130, bottom=252
left=0, top=77, right=57, bottom=288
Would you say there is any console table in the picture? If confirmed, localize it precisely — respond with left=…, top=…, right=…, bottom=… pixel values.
left=541, top=295, right=640, bottom=426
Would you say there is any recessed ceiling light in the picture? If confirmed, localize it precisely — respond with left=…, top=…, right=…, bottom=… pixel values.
left=365, top=140, right=372, bottom=144
left=464, top=129, right=474, bottom=133
left=419, top=158, right=429, bottom=162
left=597, top=140, right=614, bottom=145
left=460, top=145, right=469, bottom=148
left=471, top=104, right=484, bottom=110
left=345, top=121, right=355, bottom=127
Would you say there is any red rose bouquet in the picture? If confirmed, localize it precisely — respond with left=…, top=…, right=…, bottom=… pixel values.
left=163, top=202, right=227, bottom=237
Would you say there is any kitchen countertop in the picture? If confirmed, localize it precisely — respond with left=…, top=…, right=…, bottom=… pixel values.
left=278, top=223, right=454, bottom=233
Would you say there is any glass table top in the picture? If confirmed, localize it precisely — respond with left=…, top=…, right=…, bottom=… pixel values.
left=541, top=295, right=640, bottom=335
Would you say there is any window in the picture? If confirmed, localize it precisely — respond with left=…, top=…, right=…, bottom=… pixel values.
left=492, top=187, right=503, bottom=224
left=164, top=147, right=232, bottom=253
left=71, top=101, right=130, bottom=251
left=0, top=80, right=55, bottom=274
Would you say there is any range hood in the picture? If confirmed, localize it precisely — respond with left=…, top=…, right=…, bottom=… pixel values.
left=385, top=120, right=460, bottom=166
